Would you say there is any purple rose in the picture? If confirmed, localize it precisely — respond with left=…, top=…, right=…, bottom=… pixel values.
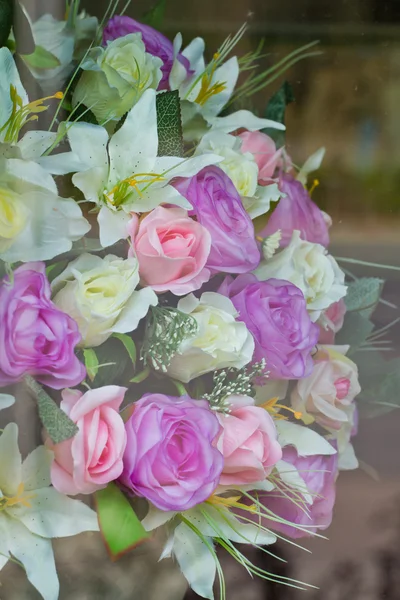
left=218, top=274, right=319, bottom=379
left=0, top=263, right=85, bottom=389
left=258, top=446, right=338, bottom=539
left=120, top=394, right=223, bottom=511
left=260, top=174, right=330, bottom=247
left=103, top=16, right=190, bottom=90
left=174, top=166, right=260, bottom=274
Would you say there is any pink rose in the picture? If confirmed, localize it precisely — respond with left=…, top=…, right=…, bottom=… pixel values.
left=318, top=299, right=347, bottom=344
left=48, top=386, right=127, bottom=495
left=130, top=207, right=211, bottom=296
left=238, top=130, right=282, bottom=184
left=217, top=395, right=282, bottom=487
left=291, top=346, right=361, bottom=431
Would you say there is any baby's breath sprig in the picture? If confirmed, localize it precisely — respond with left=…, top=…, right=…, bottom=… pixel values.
left=141, top=306, right=198, bottom=373
left=203, top=360, right=268, bottom=414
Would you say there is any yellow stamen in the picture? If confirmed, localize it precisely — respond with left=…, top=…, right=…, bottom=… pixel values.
left=194, top=57, right=227, bottom=106
left=260, top=397, right=302, bottom=421
left=0, top=482, right=36, bottom=511
left=207, top=494, right=257, bottom=513
left=308, top=179, right=320, bottom=196
left=104, top=173, right=166, bottom=208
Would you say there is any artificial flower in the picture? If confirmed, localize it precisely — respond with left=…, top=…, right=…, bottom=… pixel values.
left=48, top=386, right=127, bottom=495
left=120, top=394, right=223, bottom=511
left=219, top=274, right=319, bottom=379
left=130, top=206, right=212, bottom=296
left=73, top=33, right=163, bottom=121
left=174, top=165, right=260, bottom=273
left=195, top=130, right=282, bottom=219
left=52, top=253, right=157, bottom=347
left=167, top=292, right=255, bottom=382
left=318, top=299, right=347, bottom=344
left=238, top=130, right=282, bottom=184
left=260, top=174, right=330, bottom=247
left=254, top=230, right=347, bottom=321
left=45, top=89, right=221, bottom=247
left=291, top=345, right=361, bottom=431
left=0, top=423, right=99, bottom=600
left=0, top=263, right=85, bottom=390
left=103, top=16, right=191, bottom=90
left=217, top=395, right=282, bottom=487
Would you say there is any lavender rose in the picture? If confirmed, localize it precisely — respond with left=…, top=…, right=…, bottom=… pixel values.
left=0, top=263, right=85, bottom=389
left=120, top=394, right=223, bottom=511
left=174, top=166, right=260, bottom=274
left=258, top=446, right=338, bottom=539
left=218, top=274, right=319, bottom=379
left=103, top=16, right=190, bottom=90
left=261, top=174, right=330, bottom=247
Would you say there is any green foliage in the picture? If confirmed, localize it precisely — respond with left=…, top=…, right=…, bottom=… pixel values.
left=95, top=483, right=149, bottom=560
left=25, top=376, right=78, bottom=444
left=156, top=91, right=184, bottom=157
left=336, top=312, right=374, bottom=353
left=0, top=0, right=12, bottom=48
left=72, top=102, right=99, bottom=125
left=263, top=81, right=294, bottom=148
left=356, top=352, right=400, bottom=418
left=12, top=1, right=35, bottom=55
left=90, top=337, right=129, bottom=388
left=345, top=277, right=385, bottom=318
left=112, top=333, right=137, bottom=370
left=21, top=46, right=60, bottom=69
left=141, top=0, right=166, bottom=29
left=83, top=348, right=99, bottom=382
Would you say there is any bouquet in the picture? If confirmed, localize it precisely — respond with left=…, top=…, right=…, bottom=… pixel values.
left=0, top=1, right=398, bottom=599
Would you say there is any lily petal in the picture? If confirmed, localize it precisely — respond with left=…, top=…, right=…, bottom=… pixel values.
left=0, top=423, right=22, bottom=497
left=22, top=446, right=52, bottom=491
left=209, top=110, right=286, bottom=134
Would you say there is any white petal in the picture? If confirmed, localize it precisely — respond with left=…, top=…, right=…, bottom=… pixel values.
left=154, top=153, right=223, bottom=181
left=2, top=193, right=90, bottom=263
left=182, top=37, right=206, bottom=77
left=297, top=147, right=326, bottom=185
left=39, top=151, right=85, bottom=176
left=169, top=33, right=188, bottom=90
left=108, top=89, right=158, bottom=186
left=0, top=553, right=8, bottom=571
left=202, top=56, right=239, bottom=119
left=159, top=534, right=175, bottom=561
left=10, top=487, right=99, bottom=539
left=0, top=423, right=22, bottom=496
left=72, top=166, right=108, bottom=204
left=18, top=131, right=57, bottom=160
left=0, top=48, right=28, bottom=132
left=5, top=158, right=57, bottom=194
left=0, top=394, right=15, bottom=410
left=338, top=443, right=359, bottom=471
left=141, top=505, right=177, bottom=532
left=254, top=380, right=289, bottom=404
left=209, top=110, right=286, bottom=134
left=276, top=421, right=337, bottom=456
left=22, top=446, right=52, bottom=491
left=242, top=183, right=282, bottom=220
left=110, top=287, right=158, bottom=334
left=68, top=121, right=109, bottom=171
left=4, top=515, right=59, bottom=600
left=173, top=522, right=216, bottom=600
left=276, top=459, right=313, bottom=504
left=124, top=184, right=192, bottom=213
left=98, top=206, right=131, bottom=247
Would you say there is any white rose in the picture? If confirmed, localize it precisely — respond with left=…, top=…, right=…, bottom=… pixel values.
left=196, top=131, right=259, bottom=198
left=73, top=33, right=163, bottom=122
left=52, top=253, right=158, bottom=347
left=254, top=230, right=347, bottom=321
left=167, top=292, right=255, bottom=383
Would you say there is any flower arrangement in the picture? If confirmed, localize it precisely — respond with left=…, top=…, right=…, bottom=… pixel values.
left=0, top=1, right=398, bottom=599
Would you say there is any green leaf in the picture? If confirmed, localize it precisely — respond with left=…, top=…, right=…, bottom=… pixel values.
left=90, top=336, right=129, bottom=388
left=156, top=90, right=183, bottom=157
left=345, top=277, right=384, bottom=318
left=130, top=367, right=150, bottom=384
left=141, top=0, right=166, bottom=29
left=95, top=483, right=149, bottom=559
left=13, top=1, right=35, bottom=55
left=0, top=0, right=12, bottom=48
left=336, top=312, right=374, bottom=353
left=72, top=102, right=99, bottom=125
left=112, top=333, right=137, bottom=370
left=22, top=46, right=61, bottom=69
left=83, top=348, right=99, bottom=382
left=25, top=376, right=78, bottom=444
left=356, top=353, right=400, bottom=418
left=263, top=81, right=294, bottom=147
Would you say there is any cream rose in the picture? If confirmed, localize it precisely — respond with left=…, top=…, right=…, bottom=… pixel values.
left=254, top=230, right=347, bottom=321
left=0, top=187, right=29, bottom=252
left=73, top=33, right=163, bottom=121
left=52, top=253, right=158, bottom=347
left=167, top=292, right=255, bottom=382
left=291, top=345, right=361, bottom=431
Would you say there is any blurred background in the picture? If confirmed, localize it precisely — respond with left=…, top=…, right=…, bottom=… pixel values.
left=4, top=0, right=400, bottom=598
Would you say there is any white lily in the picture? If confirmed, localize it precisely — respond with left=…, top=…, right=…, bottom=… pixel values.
left=0, top=152, right=90, bottom=262
left=196, top=130, right=282, bottom=218
left=44, top=89, right=222, bottom=247
left=297, top=147, right=326, bottom=186
left=0, top=423, right=99, bottom=600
